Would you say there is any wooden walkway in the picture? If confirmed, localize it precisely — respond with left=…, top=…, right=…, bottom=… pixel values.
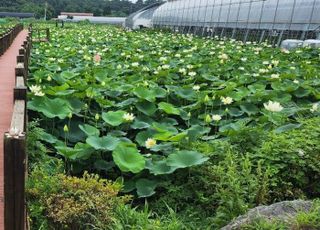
left=0, top=30, right=28, bottom=230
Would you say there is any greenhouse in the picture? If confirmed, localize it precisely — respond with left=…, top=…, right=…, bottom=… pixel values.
left=126, top=0, right=320, bottom=44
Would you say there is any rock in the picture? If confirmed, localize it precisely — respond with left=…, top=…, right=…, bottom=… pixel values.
left=221, top=200, right=312, bottom=230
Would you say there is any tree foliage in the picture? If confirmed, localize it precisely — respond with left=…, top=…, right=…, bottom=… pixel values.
left=0, top=0, right=163, bottom=18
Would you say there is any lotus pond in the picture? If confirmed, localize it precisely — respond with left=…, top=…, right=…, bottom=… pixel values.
left=27, top=23, right=320, bottom=229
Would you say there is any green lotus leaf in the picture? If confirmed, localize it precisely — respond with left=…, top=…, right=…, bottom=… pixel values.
left=94, top=160, right=115, bottom=171
left=174, top=88, right=197, bottom=100
left=152, top=87, right=167, bottom=98
left=130, top=120, right=150, bottom=129
left=135, top=178, right=157, bottom=197
left=73, top=142, right=95, bottom=160
left=240, top=103, right=260, bottom=115
left=167, top=150, right=209, bottom=169
left=102, top=110, right=126, bottom=126
left=133, top=87, right=156, bottom=102
left=146, top=159, right=177, bottom=175
left=275, top=123, right=302, bottom=134
left=39, top=131, right=58, bottom=144
left=112, top=143, right=145, bottom=173
left=167, top=132, right=187, bottom=142
left=136, top=101, right=157, bottom=116
left=135, top=129, right=157, bottom=146
left=158, top=102, right=180, bottom=115
left=79, top=124, right=100, bottom=136
left=228, top=107, right=244, bottom=117
left=60, top=70, right=78, bottom=80
left=86, top=135, right=120, bottom=151
left=28, top=97, right=72, bottom=119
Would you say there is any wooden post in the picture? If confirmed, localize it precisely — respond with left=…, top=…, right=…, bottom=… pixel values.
left=46, top=28, right=50, bottom=42
left=4, top=133, right=26, bottom=230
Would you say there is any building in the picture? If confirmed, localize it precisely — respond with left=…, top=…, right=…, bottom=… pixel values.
left=58, top=13, right=125, bottom=25
left=125, top=0, right=320, bottom=44
left=60, top=12, right=94, bottom=17
left=125, top=3, right=164, bottom=29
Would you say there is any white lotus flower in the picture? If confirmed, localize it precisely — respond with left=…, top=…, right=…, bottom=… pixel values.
left=293, top=80, right=299, bottom=84
left=123, top=113, right=135, bottom=122
left=131, top=62, right=139, bottom=67
left=272, top=60, right=280, bottom=66
left=30, top=85, right=45, bottom=96
left=310, top=103, right=318, bottom=112
left=271, top=74, right=280, bottom=79
left=34, top=91, right=45, bottom=97
left=264, top=101, right=283, bottom=112
left=188, top=72, right=196, bottom=77
left=145, top=138, right=156, bottom=149
left=30, top=85, right=41, bottom=93
left=221, top=96, right=233, bottom=105
left=159, top=57, right=167, bottom=62
left=178, top=68, right=187, bottom=74
left=193, top=85, right=200, bottom=91
left=162, top=64, right=170, bottom=70
left=219, top=53, right=229, bottom=60
left=212, top=114, right=222, bottom=121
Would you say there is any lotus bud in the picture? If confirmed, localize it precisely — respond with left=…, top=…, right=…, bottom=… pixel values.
left=95, top=113, right=100, bottom=120
left=47, top=75, right=52, bottom=81
left=63, top=124, right=69, bottom=132
left=68, top=113, right=72, bottom=119
left=205, top=114, right=212, bottom=123
left=101, top=81, right=106, bottom=86
left=204, top=95, right=210, bottom=103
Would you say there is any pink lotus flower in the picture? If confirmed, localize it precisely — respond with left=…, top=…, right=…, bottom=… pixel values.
left=94, top=54, right=101, bottom=63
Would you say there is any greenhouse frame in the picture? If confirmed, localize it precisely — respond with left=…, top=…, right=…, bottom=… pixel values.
left=126, top=0, right=320, bottom=45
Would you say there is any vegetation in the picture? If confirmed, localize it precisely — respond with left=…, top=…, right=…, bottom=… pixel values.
left=0, top=0, right=162, bottom=18
left=25, top=22, right=320, bottom=229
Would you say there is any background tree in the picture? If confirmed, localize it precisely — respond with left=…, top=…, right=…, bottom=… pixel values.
left=0, top=0, right=164, bottom=18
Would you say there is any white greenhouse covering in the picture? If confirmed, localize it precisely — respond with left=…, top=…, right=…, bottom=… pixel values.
left=125, top=0, right=320, bottom=44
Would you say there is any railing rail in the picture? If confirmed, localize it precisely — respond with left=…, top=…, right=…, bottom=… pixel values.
left=3, top=27, right=31, bottom=230
left=0, top=24, right=23, bottom=56
left=29, top=24, right=50, bottom=42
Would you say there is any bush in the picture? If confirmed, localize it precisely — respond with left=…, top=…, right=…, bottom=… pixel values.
left=149, top=141, right=271, bottom=228
left=113, top=203, right=186, bottom=230
left=27, top=167, right=131, bottom=230
left=27, top=121, right=50, bottom=169
left=252, top=117, right=320, bottom=200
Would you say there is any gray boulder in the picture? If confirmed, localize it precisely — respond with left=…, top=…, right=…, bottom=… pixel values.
left=221, top=200, right=312, bottom=230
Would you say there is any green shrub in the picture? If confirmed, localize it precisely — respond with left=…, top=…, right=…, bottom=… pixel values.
left=240, top=218, right=288, bottom=230
left=113, top=203, right=186, bottom=230
left=27, top=121, right=51, bottom=169
left=27, top=167, right=131, bottom=230
left=252, top=117, right=320, bottom=200
left=149, top=141, right=270, bottom=229
left=293, top=200, right=320, bottom=229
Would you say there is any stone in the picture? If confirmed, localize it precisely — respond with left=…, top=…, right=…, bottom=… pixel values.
left=221, top=200, right=312, bottom=230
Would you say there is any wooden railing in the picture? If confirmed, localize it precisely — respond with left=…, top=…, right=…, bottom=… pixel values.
left=0, top=24, right=23, bottom=56
left=3, top=28, right=31, bottom=230
left=29, top=25, right=50, bottom=42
